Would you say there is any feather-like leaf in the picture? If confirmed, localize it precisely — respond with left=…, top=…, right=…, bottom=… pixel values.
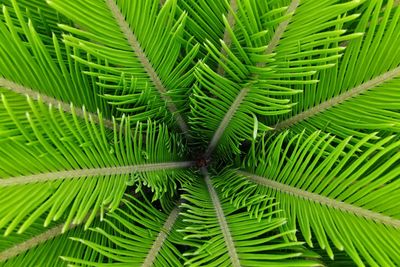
left=218, top=130, right=400, bottom=266
left=0, top=90, right=193, bottom=235
left=271, top=0, right=400, bottom=148
left=49, top=0, right=199, bottom=133
left=64, top=194, right=186, bottom=267
left=0, top=216, right=121, bottom=266
left=190, top=0, right=363, bottom=158
left=180, top=169, right=321, bottom=266
left=0, top=0, right=110, bottom=117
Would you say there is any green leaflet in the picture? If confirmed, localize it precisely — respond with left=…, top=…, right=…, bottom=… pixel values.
left=0, top=89, right=193, bottom=235
left=180, top=170, right=321, bottom=267
left=1, top=0, right=72, bottom=45
left=217, top=130, right=400, bottom=265
left=189, top=0, right=363, bottom=159
left=49, top=0, right=199, bottom=131
left=176, top=0, right=231, bottom=64
left=0, top=215, right=124, bottom=266
left=0, top=0, right=110, bottom=117
left=270, top=0, right=400, bottom=148
left=64, top=195, right=186, bottom=267
left=0, top=0, right=399, bottom=266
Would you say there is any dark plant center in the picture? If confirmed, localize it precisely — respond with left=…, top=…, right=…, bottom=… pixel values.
left=195, top=157, right=209, bottom=168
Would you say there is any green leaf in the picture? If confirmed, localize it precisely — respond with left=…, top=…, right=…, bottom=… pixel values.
left=1, top=0, right=72, bottom=45
left=271, top=0, right=400, bottom=148
left=0, top=0, right=399, bottom=266
left=0, top=215, right=122, bottom=266
left=0, top=0, right=109, bottom=116
left=180, top=169, right=321, bottom=266
left=0, top=90, right=193, bottom=235
left=48, top=0, right=199, bottom=132
left=218, top=130, right=400, bottom=265
left=189, top=0, right=362, bottom=158
left=177, top=0, right=234, bottom=65
left=64, top=194, right=186, bottom=267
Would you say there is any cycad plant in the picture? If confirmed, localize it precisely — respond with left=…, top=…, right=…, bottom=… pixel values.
left=0, top=0, right=399, bottom=266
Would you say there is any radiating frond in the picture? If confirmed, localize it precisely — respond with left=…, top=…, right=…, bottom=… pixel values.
left=180, top=168, right=321, bottom=266
left=0, top=0, right=399, bottom=266
left=271, top=0, right=400, bottom=147
left=0, top=216, right=119, bottom=266
left=0, top=0, right=110, bottom=117
left=64, top=194, right=186, bottom=267
left=48, top=0, right=199, bottom=134
left=218, top=130, right=400, bottom=266
left=189, top=0, right=363, bottom=158
left=0, top=90, right=193, bottom=235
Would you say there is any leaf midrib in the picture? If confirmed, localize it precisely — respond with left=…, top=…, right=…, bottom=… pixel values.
left=202, top=167, right=241, bottom=267
left=141, top=204, right=181, bottom=267
left=105, top=0, right=189, bottom=136
left=0, top=222, right=77, bottom=262
left=239, top=170, right=400, bottom=228
left=273, top=66, right=400, bottom=131
left=0, top=161, right=195, bottom=186
left=205, top=0, right=299, bottom=156
left=0, top=78, right=114, bottom=129
left=217, top=0, right=238, bottom=76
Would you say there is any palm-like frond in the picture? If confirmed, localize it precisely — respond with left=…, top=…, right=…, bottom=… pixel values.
left=64, top=194, right=185, bottom=267
left=48, top=0, right=199, bottom=133
left=189, top=0, right=363, bottom=158
left=0, top=0, right=110, bottom=117
left=217, top=130, right=400, bottom=265
left=0, top=89, right=193, bottom=235
left=271, top=0, right=400, bottom=147
left=180, top=169, right=321, bottom=266
left=0, top=216, right=120, bottom=266
left=0, top=0, right=399, bottom=266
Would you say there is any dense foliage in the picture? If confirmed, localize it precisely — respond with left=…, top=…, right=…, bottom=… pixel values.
left=0, top=0, right=399, bottom=266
